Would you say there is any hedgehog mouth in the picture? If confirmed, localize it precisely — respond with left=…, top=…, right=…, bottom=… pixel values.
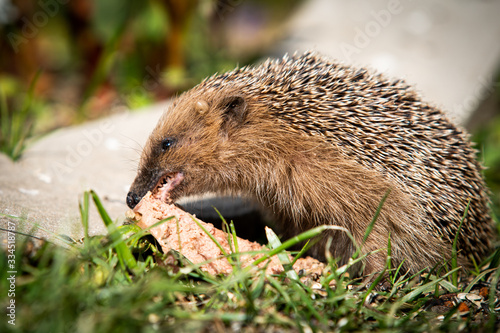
left=152, top=172, right=185, bottom=204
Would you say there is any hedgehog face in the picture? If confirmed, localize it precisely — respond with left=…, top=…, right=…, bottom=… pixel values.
left=126, top=89, right=253, bottom=208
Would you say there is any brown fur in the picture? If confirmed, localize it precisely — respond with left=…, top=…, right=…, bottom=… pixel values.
left=127, top=52, right=495, bottom=275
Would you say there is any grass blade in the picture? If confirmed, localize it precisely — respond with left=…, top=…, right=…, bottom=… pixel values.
left=213, top=207, right=236, bottom=256
left=358, top=267, right=386, bottom=311
left=451, top=200, right=470, bottom=286
left=90, top=190, right=137, bottom=272
left=0, top=86, right=9, bottom=146
left=79, top=191, right=90, bottom=240
left=265, top=226, right=299, bottom=281
left=400, top=267, right=461, bottom=304
left=290, top=239, right=311, bottom=266
left=463, top=268, right=497, bottom=293
left=190, top=215, right=230, bottom=260
left=363, top=189, right=391, bottom=244
left=0, top=69, right=41, bottom=160
left=229, top=220, right=240, bottom=267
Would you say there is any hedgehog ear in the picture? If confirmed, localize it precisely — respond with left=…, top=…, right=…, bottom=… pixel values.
left=195, top=100, right=209, bottom=115
left=222, top=96, right=247, bottom=126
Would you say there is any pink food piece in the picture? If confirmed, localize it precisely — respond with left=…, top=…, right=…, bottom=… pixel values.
left=131, top=191, right=324, bottom=276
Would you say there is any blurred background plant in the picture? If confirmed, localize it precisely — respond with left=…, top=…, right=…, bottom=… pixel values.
left=0, top=0, right=303, bottom=155
left=473, top=76, right=500, bottom=227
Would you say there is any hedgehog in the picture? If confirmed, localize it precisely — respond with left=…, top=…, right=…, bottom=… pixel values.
left=126, top=52, right=494, bottom=275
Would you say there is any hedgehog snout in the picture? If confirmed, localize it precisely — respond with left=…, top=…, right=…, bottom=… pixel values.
left=126, top=191, right=141, bottom=209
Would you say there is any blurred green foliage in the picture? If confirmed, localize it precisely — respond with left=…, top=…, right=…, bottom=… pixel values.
left=0, top=0, right=301, bottom=134
left=0, top=71, right=40, bottom=160
left=473, top=113, right=500, bottom=227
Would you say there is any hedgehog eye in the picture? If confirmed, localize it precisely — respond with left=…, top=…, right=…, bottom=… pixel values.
left=161, top=137, right=176, bottom=152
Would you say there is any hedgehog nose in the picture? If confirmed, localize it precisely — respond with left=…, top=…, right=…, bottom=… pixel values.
left=126, top=191, right=141, bottom=209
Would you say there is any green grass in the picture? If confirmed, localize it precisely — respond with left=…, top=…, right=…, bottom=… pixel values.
left=0, top=71, right=41, bottom=161
left=1, top=191, right=499, bottom=333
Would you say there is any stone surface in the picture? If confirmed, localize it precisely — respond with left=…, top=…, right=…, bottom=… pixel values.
left=2, top=0, right=500, bottom=243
